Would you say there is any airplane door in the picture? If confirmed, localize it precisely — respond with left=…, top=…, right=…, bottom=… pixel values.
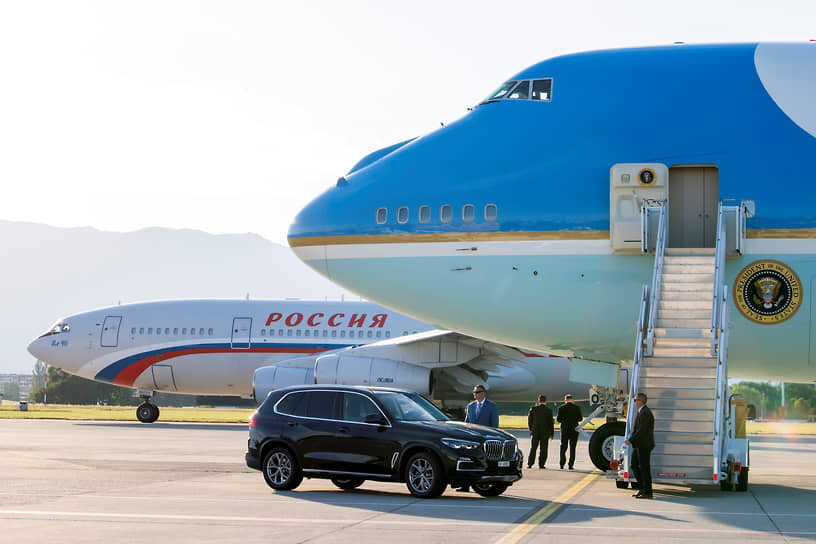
left=231, top=317, right=252, bottom=349
left=152, top=364, right=177, bottom=391
left=100, top=316, right=122, bottom=347
left=669, top=166, right=719, bottom=248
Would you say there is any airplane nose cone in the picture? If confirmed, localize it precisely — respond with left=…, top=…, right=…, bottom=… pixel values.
left=27, top=337, right=48, bottom=362
left=288, top=186, right=332, bottom=277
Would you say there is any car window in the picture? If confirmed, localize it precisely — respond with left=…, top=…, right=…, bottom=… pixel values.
left=305, top=391, right=340, bottom=419
left=341, top=392, right=382, bottom=423
left=374, top=391, right=449, bottom=422
left=275, top=391, right=308, bottom=416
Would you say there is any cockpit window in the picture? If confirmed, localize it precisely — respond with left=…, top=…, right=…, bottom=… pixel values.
left=532, top=79, right=552, bottom=101
left=481, top=80, right=518, bottom=103
left=480, top=78, right=552, bottom=104
left=38, top=321, right=70, bottom=338
left=507, top=80, right=530, bottom=100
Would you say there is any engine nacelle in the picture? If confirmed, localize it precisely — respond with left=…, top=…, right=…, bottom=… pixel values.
left=315, top=354, right=431, bottom=395
left=253, top=365, right=314, bottom=402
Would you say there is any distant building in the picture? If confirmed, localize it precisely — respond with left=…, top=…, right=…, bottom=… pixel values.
left=0, top=374, right=33, bottom=401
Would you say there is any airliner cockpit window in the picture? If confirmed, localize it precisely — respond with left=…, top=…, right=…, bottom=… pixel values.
left=507, top=80, right=530, bottom=100
left=38, top=321, right=70, bottom=338
left=531, top=79, right=552, bottom=101
left=481, top=80, right=518, bottom=103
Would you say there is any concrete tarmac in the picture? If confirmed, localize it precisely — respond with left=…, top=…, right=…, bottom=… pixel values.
left=1, top=420, right=815, bottom=543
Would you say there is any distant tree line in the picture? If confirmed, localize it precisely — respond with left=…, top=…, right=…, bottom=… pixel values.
left=731, top=381, right=816, bottom=419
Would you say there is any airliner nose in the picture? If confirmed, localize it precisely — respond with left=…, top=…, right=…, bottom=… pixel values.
left=27, top=337, right=48, bottom=362
left=288, top=186, right=333, bottom=277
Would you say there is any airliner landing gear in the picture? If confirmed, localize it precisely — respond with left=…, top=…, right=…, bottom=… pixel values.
left=136, top=390, right=159, bottom=423
left=589, top=421, right=626, bottom=471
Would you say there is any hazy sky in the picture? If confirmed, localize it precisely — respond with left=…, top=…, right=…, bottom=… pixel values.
left=1, top=1, right=814, bottom=245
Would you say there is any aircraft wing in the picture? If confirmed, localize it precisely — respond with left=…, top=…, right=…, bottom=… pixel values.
left=339, top=329, right=529, bottom=372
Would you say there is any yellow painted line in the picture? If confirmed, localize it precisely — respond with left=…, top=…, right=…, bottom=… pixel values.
left=495, top=471, right=600, bottom=544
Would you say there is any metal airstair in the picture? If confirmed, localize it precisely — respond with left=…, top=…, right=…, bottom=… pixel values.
left=611, top=200, right=751, bottom=491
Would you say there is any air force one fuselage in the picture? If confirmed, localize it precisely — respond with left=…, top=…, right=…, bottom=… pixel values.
left=28, top=299, right=576, bottom=420
left=288, top=43, right=816, bottom=383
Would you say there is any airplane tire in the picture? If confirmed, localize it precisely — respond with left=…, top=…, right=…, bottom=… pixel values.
left=136, top=403, right=159, bottom=423
left=331, top=477, right=365, bottom=490
left=472, top=482, right=509, bottom=497
left=735, top=468, right=748, bottom=492
left=588, top=421, right=626, bottom=471
left=263, top=447, right=303, bottom=490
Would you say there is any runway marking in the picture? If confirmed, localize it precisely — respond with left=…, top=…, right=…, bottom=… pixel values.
left=494, top=471, right=599, bottom=544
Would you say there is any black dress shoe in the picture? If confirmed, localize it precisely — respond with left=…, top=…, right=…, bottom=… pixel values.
left=635, top=493, right=653, bottom=499
left=456, top=486, right=470, bottom=492
left=527, top=465, right=533, bottom=469
left=632, top=491, right=642, bottom=497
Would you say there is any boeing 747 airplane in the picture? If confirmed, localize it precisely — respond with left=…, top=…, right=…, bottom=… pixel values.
left=288, top=43, right=816, bottom=490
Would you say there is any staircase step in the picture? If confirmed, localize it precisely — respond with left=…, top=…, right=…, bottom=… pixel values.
left=652, top=466, right=715, bottom=481
left=665, top=248, right=715, bottom=256
left=639, top=387, right=717, bottom=400
left=645, top=356, right=717, bottom=367
left=661, top=290, right=713, bottom=301
left=663, top=256, right=715, bottom=265
left=657, top=309, right=713, bottom=320
left=653, top=431, right=712, bottom=444
left=654, top=420, right=714, bottom=433
left=656, top=318, right=712, bottom=328
left=662, top=273, right=715, bottom=283
left=649, top=398, right=716, bottom=410
left=652, top=345, right=714, bottom=357
left=661, top=283, right=713, bottom=293
left=663, top=264, right=716, bottom=275
left=641, top=366, right=717, bottom=379
left=652, top=335, right=710, bottom=348
left=654, top=328, right=709, bottom=338
left=640, top=376, right=716, bottom=389
left=651, top=409, right=715, bottom=422
left=658, top=300, right=712, bottom=310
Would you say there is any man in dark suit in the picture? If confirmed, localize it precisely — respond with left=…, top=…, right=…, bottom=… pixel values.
left=625, top=392, right=655, bottom=499
left=527, top=394, right=554, bottom=468
left=464, top=384, right=499, bottom=427
left=557, top=394, right=582, bottom=469
left=458, top=385, right=499, bottom=491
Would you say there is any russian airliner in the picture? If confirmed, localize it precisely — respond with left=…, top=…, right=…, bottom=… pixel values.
left=288, top=42, right=816, bottom=385
left=27, top=299, right=579, bottom=426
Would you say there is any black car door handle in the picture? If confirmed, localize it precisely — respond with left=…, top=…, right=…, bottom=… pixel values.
left=287, top=421, right=298, bottom=427
left=338, top=426, right=350, bottom=433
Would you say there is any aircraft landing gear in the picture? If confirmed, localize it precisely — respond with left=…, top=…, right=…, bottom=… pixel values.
left=136, top=390, right=159, bottom=423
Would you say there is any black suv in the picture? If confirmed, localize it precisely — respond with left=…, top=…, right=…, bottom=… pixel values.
left=245, top=385, right=522, bottom=498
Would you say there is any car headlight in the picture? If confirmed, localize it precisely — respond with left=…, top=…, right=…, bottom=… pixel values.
left=441, top=438, right=481, bottom=450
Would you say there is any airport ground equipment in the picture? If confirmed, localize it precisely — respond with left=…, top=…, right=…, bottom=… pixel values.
left=611, top=196, right=750, bottom=491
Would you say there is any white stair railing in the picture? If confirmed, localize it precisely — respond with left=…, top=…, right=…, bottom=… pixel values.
left=625, top=285, right=649, bottom=443
left=713, top=288, right=730, bottom=482
left=644, top=201, right=667, bottom=356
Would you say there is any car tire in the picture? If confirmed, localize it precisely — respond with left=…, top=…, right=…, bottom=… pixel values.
left=735, top=467, right=748, bottom=492
left=405, top=452, right=446, bottom=498
left=331, top=477, right=365, bottom=490
left=588, top=421, right=626, bottom=471
left=472, top=482, right=509, bottom=497
left=262, top=447, right=303, bottom=491
left=615, top=480, right=629, bottom=489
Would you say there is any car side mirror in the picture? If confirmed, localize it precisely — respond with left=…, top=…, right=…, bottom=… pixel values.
left=364, top=413, right=387, bottom=426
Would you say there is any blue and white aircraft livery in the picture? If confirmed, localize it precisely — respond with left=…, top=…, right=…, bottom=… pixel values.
left=28, top=299, right=574, bottom=423
left=288, top=43, right=816, bottom=383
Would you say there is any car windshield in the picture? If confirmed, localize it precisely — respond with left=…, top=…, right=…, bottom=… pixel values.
left=374, top=391, right=450, bottom=422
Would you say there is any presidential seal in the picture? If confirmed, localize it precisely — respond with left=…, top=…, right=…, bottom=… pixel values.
left=733, top=260, right=802, bottom=324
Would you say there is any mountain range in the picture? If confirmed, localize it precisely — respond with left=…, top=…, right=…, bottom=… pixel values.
left=0, top=220, right=349, bottom=374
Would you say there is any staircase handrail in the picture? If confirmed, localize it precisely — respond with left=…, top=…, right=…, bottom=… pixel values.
left=626, top=284, right=649, bottom=441
left=711, top=201, right=728, bottom=355
left=712, top=287, right=730, bottom=481
left=645, top=201, right=667, bottom=356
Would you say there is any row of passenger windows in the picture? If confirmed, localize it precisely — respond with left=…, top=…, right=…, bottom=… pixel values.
left=260, top=328, right=393, bottom=339
left=376, top=204, right=497, bottom=225
left=131, top=327, right=213, bottom=336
